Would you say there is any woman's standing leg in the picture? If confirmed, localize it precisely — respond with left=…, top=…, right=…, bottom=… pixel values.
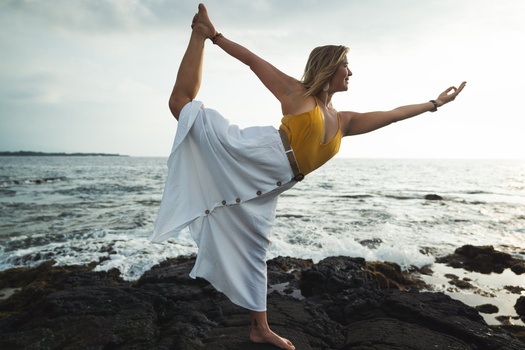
left=168, top=4, right=215, bottom=120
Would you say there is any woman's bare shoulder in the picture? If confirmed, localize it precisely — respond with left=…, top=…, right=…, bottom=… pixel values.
left=280, top=84, right=316, bottom=116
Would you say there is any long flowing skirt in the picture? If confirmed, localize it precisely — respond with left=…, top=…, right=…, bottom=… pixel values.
left=149, top=100, right=296, bottom=311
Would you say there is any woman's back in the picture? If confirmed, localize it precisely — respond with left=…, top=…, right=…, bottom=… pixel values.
left=280, top=100, right=342, bottom=175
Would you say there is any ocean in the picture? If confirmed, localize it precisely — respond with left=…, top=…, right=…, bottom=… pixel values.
left=1, top=156, right=524, bottom=320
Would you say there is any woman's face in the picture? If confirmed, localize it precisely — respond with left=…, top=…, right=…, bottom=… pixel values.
left=330, top=56, right=352, bottom=92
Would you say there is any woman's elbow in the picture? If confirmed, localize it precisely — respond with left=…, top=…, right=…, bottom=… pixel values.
left=168, top=96, right=190, bottom=120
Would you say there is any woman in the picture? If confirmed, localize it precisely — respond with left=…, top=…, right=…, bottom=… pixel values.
left=150, top=4, right=466, bottom=349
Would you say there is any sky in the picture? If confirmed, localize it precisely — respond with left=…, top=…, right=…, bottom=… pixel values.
left=1, top=0, right=524, bottom=159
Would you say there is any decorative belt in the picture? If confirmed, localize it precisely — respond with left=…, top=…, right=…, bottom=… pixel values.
left=278, top=129, right=305, bottom=182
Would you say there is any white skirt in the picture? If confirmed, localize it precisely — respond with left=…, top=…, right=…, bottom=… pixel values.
left=149, top=101, right=296, bottom=311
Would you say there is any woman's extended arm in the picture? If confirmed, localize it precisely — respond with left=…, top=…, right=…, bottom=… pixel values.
left=214, top=36, right=310, bottom=114
left=341, top=82, right=467, bottom=136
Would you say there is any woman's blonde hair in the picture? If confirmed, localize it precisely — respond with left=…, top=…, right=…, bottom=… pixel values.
left=301, top=45, right=349, bottom=97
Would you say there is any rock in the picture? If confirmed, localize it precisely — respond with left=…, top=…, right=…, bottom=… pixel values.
left=299, top=256, right=428, bottom=298
left=425, top=194, right=443, bottom=200
left=495, top=315, right=521, bottom=326
left=300, top=256, right=368, bottom=297
left=505, top=285, right=525, bottom=294
left=445, top=273, right=475, bottom=289
left=516, top=296, right=525, bottom=320
left=266, top=255, right=313, bottom=286
left=476, top=304, right=499, bottom=314
left=437, top=244, right=522, bottom=274
left=344, top=318, right=471, bottom=349
left=511, top=262, right=525, bottom=275
left=496, top=325, right=525, bottom=343
left=364, top=261, right=429, bottom=290
left=0, top=255, right=524, bottom=350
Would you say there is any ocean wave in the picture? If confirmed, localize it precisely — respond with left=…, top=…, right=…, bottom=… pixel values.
left=1, top=157, right=524, bottom=283
left=0, top=176, right=67, bottom=186
left=0, top=189, right=16, bottom=197
left=56, top=184, right=155, bottom=197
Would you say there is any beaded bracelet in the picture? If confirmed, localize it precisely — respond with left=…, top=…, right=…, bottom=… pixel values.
left=211, top=32, right=223, bottom=44
left=429, top=100, right=438, bottom=112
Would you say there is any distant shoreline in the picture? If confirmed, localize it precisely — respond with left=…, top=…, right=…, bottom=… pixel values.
left=0, top=151, right=128, bottom=157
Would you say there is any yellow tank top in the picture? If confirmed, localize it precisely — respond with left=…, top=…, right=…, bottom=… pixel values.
left=279, top=100, right=342, bottom=176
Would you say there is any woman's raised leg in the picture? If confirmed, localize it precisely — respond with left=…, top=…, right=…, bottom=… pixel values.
left=250, top=311, right=295, bottom=350
left=168, top=4, right=216, bottom=119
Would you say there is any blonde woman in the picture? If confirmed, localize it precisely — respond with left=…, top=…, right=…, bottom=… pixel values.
left=151, top=4, right=466, bottom=349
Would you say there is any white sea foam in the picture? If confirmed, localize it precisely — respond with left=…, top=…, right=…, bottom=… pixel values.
left=92, top=230, right=198, bottom=280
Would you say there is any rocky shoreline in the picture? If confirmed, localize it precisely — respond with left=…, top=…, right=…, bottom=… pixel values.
left=1, top=245, right=524, bottom=349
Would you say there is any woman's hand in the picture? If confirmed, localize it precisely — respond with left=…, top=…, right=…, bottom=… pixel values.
left=436, top=81, right=467, bottom=107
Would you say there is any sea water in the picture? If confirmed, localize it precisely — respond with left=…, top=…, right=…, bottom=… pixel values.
left=1, top=157, right=524, bottom=281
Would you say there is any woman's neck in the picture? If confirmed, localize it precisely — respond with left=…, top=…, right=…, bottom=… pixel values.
left=315, top=91, right=333, bottom=109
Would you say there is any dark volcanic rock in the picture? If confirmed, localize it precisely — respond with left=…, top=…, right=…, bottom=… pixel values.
left=344, top=317, right=471, bottom=349
left=424, top=193, right=443, bottom=200
left=0, top=255, right=524, bottom=350
left=445, top=273, right=475, bottom=290
left=437, top=244, right=525, bottom=274
left=300, top=256, right=368, bottom=297
left=476, top=304, right=499, bottom=314
left=516, top=296, right=525, bottom=321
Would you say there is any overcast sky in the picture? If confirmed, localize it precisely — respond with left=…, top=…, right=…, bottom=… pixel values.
left=1, top=0, right=524, bottom=158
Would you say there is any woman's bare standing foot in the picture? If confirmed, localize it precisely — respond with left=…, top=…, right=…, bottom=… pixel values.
left=191, top=3, right=216, bottom=39
left=250, top=328, right=295, bottom=350
left=249, top=311, right=295, bottom=349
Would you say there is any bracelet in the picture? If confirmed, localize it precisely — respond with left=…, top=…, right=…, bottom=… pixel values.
left=211, top=32, right=223, bottom=44
left=429, top=100, right=438, bottom=112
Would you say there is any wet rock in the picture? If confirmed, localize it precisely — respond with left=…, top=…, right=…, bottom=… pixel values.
left=495, top=315, right=521, bottom=326
left=445, top=273, right=475, bottom=289
left=300, top=256, right=368, bottom=297
left=511, top=262, right=525, bottom=275
left=299, top=256, right=428, bottom=299
left=516, top=296, right=525, bottom=320
left=364, top=261, right=429, bottom=290
left=267, top=255, right=313, bottom=286
left=496, top=325, right=525, bottom=343
left=505, top=285, right=525, bottom=294
left=359, top=238, right=383, bottom=249
left=476, top=304, right=499, bottom=314
left=425, top=193, right=443, bottom=200
left=437, top=244, right=524, bottom=274
left=0, top=256, right=524, bottom=350
left=344, top=317, right=471, bottom=349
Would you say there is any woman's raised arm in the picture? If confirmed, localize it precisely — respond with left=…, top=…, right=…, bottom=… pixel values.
left=214, top=35, right=309, bottom=114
